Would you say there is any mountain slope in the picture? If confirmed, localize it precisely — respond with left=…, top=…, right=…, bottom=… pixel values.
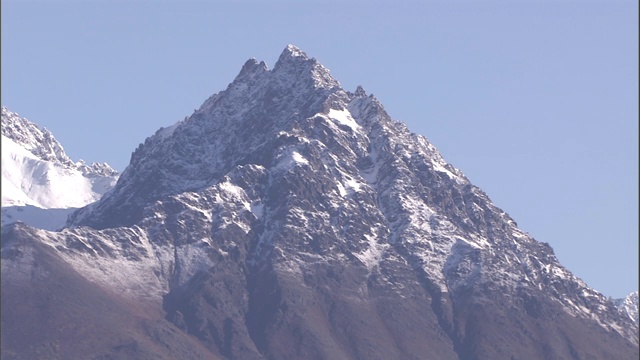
left=1, top=223, right=221, bottom=360
left=2, top=46, right=637, bottom=359
left=1, top=107, right=119, bottom=230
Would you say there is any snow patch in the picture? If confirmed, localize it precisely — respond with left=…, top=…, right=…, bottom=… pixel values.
left=355, top=231, right=389, bottom=271
left=328, top=108, right=361, bottom=133
left=431, top=161, right=457, bottom=179
left=273, top=149, right=310, bottom=173
left=292, top=151, right=309, bottom=165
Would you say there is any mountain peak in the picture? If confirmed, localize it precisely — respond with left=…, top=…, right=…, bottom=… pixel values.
left=274, top=44, right=310, bottom=69
left=237, top=58, right=268, bottom=79
left=272, top=44, right=339, bottom=91
left=273, top=44, right=313, bottom=70
left=1, top=107, right=118, bottom=178
left=354, top=85, right=367, bottom=97
left=282, top=44, right=307, bottom=59
left=1, top=107, right=73, bottom=166
left=1, top=107, right=119, bottom=230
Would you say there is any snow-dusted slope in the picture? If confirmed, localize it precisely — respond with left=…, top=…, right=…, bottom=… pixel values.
left=1, top=107, right=118, bottom=230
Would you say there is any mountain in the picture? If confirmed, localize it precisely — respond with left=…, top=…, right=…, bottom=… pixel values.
left=1, top=107, right=119, bottom=230
left=2, top=45, right=638, bottom=360
left=615, top=292, right=640, bottom=326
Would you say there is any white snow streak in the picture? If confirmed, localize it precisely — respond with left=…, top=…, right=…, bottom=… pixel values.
left=328, top=108, right=361, bottom=132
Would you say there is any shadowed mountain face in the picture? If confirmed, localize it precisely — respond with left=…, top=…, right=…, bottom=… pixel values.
left=2, top=45, right=638, bottom=360
left=1, top=223, right=220, bottom=360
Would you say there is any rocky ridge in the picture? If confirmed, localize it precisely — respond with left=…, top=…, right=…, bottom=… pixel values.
left=615, top=291, right=640, bottom=326
left=1, top=107, right=118, bottom=229
left=1, top=107, right=117, bottom=178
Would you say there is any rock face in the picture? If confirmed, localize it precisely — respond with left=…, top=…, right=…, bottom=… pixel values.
left=615, top=292, right=640, bottom=326
left=2, top=45, right=638, bottom=360
left=1, top=107, right=119, bottom=230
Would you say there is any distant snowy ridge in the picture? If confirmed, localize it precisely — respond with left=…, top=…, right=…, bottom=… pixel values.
left=614, top=292, right=639, bottom=325
left=1, top=107, right=117, bottom=177
left=1, top=107, right=119, bottom=230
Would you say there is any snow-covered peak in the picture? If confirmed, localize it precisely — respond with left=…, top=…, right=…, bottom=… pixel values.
left=272, top=44, right=340, bottom=90
left=1, top=107, right=118, bottom=177
left=2, top=107, right=119, bottom=229
left=1, top=106, right=73, bottom=167
left=281, top=44, right=308, bottom=60
left=67, top=46, right=352, bottom=229
left=55, top=44, right=637, bottom=346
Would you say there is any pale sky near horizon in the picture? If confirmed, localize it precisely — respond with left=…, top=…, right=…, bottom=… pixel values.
left=2, top=1, right=638, bottom=298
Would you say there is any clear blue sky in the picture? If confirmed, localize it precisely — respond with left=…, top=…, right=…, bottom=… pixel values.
left=2, top=1, right=637, bottom=298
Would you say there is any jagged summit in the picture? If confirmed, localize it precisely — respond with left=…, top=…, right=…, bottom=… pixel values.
left=1, top=107, right=117, bottom=177
left=283, top=43, right=307, bottom=58
left=236, top=44, right=309, bottom=78
left=2, top=106, right=73, bottom=167
left=354, top=85, right=367, bottom=97
left=237, top=58, right=268, bottom=78
left=68, top=45, right=349, bottom=229
left=236, top=44, right=312, bottom=79
left=272, top=44, right=340, bottom=89
left=273, top=44, right=313, bottom=68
